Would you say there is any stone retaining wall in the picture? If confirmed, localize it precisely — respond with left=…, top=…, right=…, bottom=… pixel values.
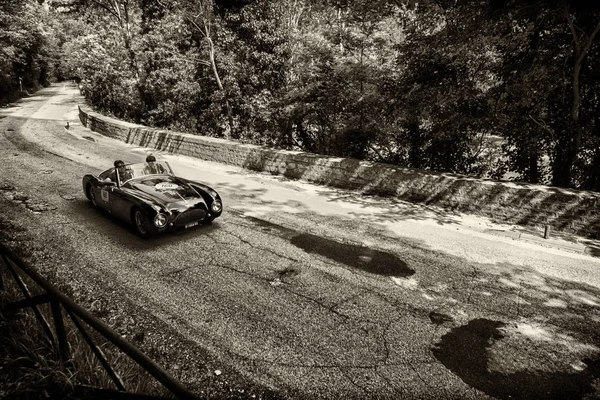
left=79, top=104, right=600, bottom=238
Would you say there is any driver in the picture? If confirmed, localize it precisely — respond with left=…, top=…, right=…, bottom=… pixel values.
left=109, top=160, right=133, bottom=182
left=103, top=160, right=134, bottom=183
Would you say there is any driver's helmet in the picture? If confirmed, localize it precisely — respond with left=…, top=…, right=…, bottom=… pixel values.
left=146, top=155, right=157, bottom=163
left=114, top=160, right=125, bottom=168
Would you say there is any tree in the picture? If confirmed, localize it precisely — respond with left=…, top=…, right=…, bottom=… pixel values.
left=379, top=2, right=495, bottom=174
left=74, top=0, right=147, bottom=120
left=44, top=0, right=600, bottom=192
left=274, top=0, right=406, bottom=157
left=491, top=0, right=600, bottom=189
left=561, top=4, right=600, bottom=187
left=0, top=0, right=54, bottom=103
left=176, top=0, right=235, bottom=138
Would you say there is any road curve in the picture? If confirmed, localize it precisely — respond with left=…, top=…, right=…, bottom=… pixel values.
left=1, top=84, right=600, bottom=399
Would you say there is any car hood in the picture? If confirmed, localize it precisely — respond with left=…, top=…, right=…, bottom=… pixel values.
left=124, top=176, right=206, bottom=210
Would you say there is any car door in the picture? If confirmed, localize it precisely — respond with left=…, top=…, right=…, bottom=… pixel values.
left=97, top=184, right=112, bottom=211
left=96, top=169, right=115, bottom=211
left=109, top=186, right=133, bottom=222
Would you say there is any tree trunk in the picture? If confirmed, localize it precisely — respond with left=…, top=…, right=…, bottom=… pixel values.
left=206, top=36, right=234, bottom=139
left=528, top=138, right=540, bottom=184
left=407, top=118, right=423, bottom=169
left=118, top=2, right=147, bottom=121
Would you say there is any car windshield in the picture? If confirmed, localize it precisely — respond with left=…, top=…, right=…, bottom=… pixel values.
left=117, top=161, right=173, bottom=183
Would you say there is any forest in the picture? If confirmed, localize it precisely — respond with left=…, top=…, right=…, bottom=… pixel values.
left=2, top=0, right=600, bottom=191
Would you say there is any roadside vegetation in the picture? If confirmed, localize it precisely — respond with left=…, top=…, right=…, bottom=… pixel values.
left=2, top=0, right=600, bottom=189
left=0, top=219, right=165, bottom=399
left=0, top=289, right=159, bottom=399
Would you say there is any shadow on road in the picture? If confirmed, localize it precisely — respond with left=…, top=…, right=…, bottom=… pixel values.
left=247, top=216, right=414, bottom=278
left=433, top=318, right=600, bottom=400
left=69, top=200, right=219, bottom=250
left=290, top=233, right=414, bottom=277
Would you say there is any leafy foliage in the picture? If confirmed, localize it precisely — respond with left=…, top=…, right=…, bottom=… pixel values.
left=5, top=0, right=600, bottom=191
left=0, top=0, right=55, bottom=104
left=489, top=1, right=600, bottom=188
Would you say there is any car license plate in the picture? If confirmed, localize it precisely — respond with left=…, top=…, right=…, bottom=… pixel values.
left=185, top=221, right=199, bottom=229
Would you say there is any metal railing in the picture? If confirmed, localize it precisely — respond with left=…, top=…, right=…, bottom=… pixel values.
left=0, top=242, right=199, bottom=400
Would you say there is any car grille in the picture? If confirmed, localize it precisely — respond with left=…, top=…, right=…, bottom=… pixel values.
left=173, top=209, right=206, bottom=226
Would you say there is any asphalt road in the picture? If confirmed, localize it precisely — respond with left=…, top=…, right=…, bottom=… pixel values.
left=1, top=83, right=600, bottom=400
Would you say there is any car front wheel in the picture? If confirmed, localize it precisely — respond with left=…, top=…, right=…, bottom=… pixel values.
left=132, top=207, right=153, bottom=237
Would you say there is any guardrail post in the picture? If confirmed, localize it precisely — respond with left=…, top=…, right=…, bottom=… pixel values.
left=51, top=299, right=71, bottom=366
left=544, top=224, right=551, bottom=239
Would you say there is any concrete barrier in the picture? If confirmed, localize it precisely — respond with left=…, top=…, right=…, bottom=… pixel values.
left=79, top=104, right=600, bottom=238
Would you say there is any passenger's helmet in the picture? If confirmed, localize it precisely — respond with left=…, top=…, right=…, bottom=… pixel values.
left=114, top=160, right=125, bottom=168
left=146, top=155, right=156, bottom=163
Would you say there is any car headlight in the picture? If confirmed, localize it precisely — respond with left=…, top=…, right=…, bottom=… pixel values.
left=210, top=200, right=222, bottom=213
left=154, top=213, right=168, bottom=228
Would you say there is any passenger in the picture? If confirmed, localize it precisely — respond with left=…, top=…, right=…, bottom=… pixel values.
left=144, top=154, right=166, bottom=175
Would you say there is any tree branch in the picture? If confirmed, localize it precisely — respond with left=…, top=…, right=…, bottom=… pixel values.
left=528, top=114, right=553, bottom=134
left=564, top=6, right=580, bottom=53
left=88, top=0, right=120, bottom=21
left=187, top=15, right=209, bottom=39
left=577, top=18, right=600, bottom=66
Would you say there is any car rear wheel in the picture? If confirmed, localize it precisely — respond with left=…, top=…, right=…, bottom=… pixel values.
left=87, top=185, right=97, bottom=207
left=132, top=207, right=153, bottom=237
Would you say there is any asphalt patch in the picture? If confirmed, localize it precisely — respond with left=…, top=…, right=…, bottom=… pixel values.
left=433, top=318, right=600, bottom=399
left=429, top=311, right=454, bottom=325
left=278, top=267, right=300, bottom=279
left=249, top=216, right=281, bottom=232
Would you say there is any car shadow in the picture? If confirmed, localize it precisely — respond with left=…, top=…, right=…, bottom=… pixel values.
left=72, top=200, right=219, bottom=250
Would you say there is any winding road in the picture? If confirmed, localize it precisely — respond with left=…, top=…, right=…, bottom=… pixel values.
left=1, top=83, right=599, bottom=399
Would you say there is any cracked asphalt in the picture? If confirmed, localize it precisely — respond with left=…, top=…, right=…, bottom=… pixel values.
left=1, top=84, right=600, bottom=399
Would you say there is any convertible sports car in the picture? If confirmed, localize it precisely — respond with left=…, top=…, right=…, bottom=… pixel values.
left=82, top=157, right=222, bottom=237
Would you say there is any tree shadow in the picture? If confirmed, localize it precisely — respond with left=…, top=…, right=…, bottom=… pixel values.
left=428, top=257, right=600, bottom=399
left=586, top=245, right=600, bottom=257
left=244, top=216, right=414, bottom=278
left=12, top=91, right=56, bottom=102
left=209, top=174, right=464, bottom=227
left=236, top=146, right=600, bottom=238
left=512, top=225, right=582, bottom=244
left=48, top=97, right=77, bottom=106
left=314, top=187, right=465, bottom=226
left=433, top=318, right=600, bottom=400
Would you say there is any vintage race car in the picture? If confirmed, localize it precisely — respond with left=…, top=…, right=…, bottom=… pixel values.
left=82, top=157, right=222, bottom=237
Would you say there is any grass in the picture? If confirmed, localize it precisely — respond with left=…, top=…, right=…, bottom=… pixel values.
left=0, top=267, right=171, bottom=400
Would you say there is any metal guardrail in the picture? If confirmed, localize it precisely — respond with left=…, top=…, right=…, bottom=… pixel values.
left=0, top=242, right=199, bottom=400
